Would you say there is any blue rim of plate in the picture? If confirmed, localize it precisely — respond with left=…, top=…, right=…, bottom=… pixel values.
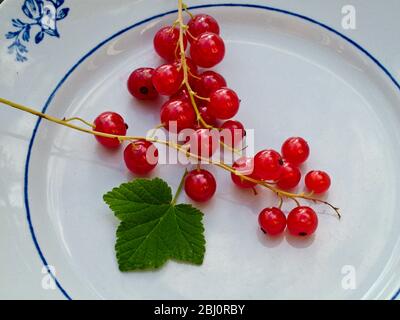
left=23, top=3, right=400, bottom=300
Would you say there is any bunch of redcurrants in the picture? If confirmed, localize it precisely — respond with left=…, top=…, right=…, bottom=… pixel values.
left=253, top=137, right=331, bottom=237
left=93, top=14, right=244, bottom=197
left=91, top=13, right=332, bottom=238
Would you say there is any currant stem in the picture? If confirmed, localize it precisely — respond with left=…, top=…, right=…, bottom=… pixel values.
left=182, top=2, right=194, bottom=19
left=0, top=96, right=340, bottom=219
left=292, top=197, right=301, bottom=207
left=191, top=92, right=210, bottom=102
left=63, top=117, right=94, bottom=128
left=172, top=169, right=188, bottom=205
left=149, top=123, right=165, bottom=138
left=278, top=195, right=283, bottom=209
left=185, top=29, right=197, bottom=41
left=176, top=1, right=249, bottom=158
left=177, top=0, right=212, bottom=129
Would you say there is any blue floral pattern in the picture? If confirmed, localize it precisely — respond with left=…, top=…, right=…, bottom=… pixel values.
left=5, top=0, right=70, bottom=62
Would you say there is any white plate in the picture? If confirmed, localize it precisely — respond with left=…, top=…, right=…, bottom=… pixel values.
left=1, top=0, right=400, bottom=300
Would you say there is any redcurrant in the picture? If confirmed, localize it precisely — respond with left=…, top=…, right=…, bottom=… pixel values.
left=198, top=105, right=218, bottom=127
left=160, top=98, right=196, bottom=132
left=152, top=64, right=183, bottom=96
left=254, top=149, right=284, bottom=181
left=287, top=206, right=318, bottom=237
left=258, top=207, right=287, bottom=236
left=220, top=120, right=245, bottom=147
left=195, top=70, right=227, bottom=98
left=277, top=162, right=301, bottom=190
left=184, top=169, right=217, bottom=202
left=187, top=14, right=220, bottom=43
left=190, top=32, right=225, bottom=68
left=305, top=170, right=331, bottom=194
left=281, top=137, right=310, bottom=166
left=170, top=87, right=191, bottom=101
left=93, top=112, right=127, bottom=148
left=127, top=67, right=158, bottom=100
left=186, top=128, right=218, bottom=158
left=231, top=157, right=257, bottom=189
left=208, top=88, right=240, bottom=120
left=124, top=140, right=159, bottom=175
left=153, top=26, right=187, bottom=61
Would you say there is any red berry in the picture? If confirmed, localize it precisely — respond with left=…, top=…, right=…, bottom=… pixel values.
left=152, top=64, right=183, bottom=96
left=305, top=170, right=331, bottom=194
left=186, top=128, right=218, bottom=158
left=281, top=137, right=310, bottom=166
left=277, top=162, right=301, bottom=190
left=187, top=14, right=220, bottom=43
left=287, top=206, right=318, bottom=237
left=124, top=140, right=159, bottom=175
left=160, top=99, right=196, bottom=132
left=190, top=32, right=225, bottom=68
left=220, top=120, right=245, bottom=147
left=153, top=26, right=187, bottom=61
left=93, top=112, right=127, bottom=148
left=192, top=123, right=203, bottom=131
left=170, top=87, right=200, bottom=105
left=184, top=169, right=217, bottom=202
left=195, top=71, right=227, bottom=98
left=231, top=157, right=257, bottom=189
left=254, top=149, right=284, bottom=181
left=170, top=87, right=191, bottom=101
left=198, top=105, right=218, bottom=127
left=258, top=207, right=287, bottom=236
left=127, top=67, right=158, bottom=100
left=208, top=88, right=240, bottom=120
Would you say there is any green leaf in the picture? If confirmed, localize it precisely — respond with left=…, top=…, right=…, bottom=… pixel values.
left=103, top=178, right=206, bottom=271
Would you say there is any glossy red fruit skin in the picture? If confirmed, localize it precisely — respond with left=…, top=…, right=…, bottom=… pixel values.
left=231, top=157, right=257, bottom=188
left=208, top=88, right=240, bottom=120
left=184, top=169, right=217, bottom=202
left=127, top=67, right=158, bottom=100
left=170, top=87, right=191, bottom=101
left=220, top=120, right=245, bottom=147
left=152, top=64, right=183, bottom=96
left=124, top=140, right=159, bottom=175
left=287, top=206, right=318, bottom=237
left=277, top=162, right=301, bottom=190
left=281, top=137, right=310, bottom=166
left=190, top=32, right=225, bottom=68
left=198, top=105, right=218, bottom=127
left=186, top=128, right=218, bottom=158
left=94, top=112, right=127, bottom=148
left=305, top=170, right=331, bottom=194
left=187, top=14, right=220, bottom=43
left=195, top=71, right=227, bottom=98
left=258, top=207, right=287, bottom=236
left=153, top=26, right=187, bottom=61
left=160, top=99, right=196, bottom=132
left=254, top=149, right=284, bottom=181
